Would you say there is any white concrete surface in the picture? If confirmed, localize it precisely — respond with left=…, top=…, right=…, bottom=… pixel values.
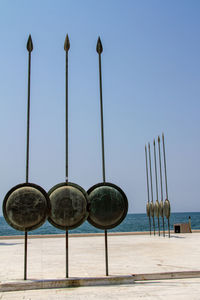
left=1, top=232, right=200, bottom=299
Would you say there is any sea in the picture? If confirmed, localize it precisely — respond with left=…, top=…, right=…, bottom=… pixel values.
left=0, top=212, right=199, bottom=236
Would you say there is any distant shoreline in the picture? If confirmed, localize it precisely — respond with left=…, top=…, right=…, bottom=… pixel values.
left=1, top=230, right=200, bottom=239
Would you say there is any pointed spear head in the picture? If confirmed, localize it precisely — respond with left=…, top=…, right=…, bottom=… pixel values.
left=96, top=37, right=103, bottom=54
left=27, top=35, right=33, bottom=52
left=153, top=139, right=155, bottom=146
left=162, top=132, right=165, bottom=140
left=64, top=34, right=70, bottom=51
left=148, top=142, right=150, bottom=150
left=158, top=136, right=160, bottom=143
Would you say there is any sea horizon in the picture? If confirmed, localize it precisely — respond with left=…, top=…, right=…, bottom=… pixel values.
left=0, top=212, right=199, bottom=237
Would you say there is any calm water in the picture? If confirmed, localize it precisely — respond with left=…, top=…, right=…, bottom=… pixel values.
left=0, top=212, right=199, bottom=236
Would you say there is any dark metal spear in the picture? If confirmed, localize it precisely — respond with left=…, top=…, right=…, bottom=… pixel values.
left=64, top=34, right=70, bottom=277
left=24, top=34, right=33, bottom=280
left=153, top=139, right=160, bottom=236
left=148, top=143, right=155, bottom=235
left=96, top=36, right=109, bottom=276
left=162, top=133, right=171, bottom=238
left=158, top=136, right=165, bottom=237
left=145, top=145, right=151, bottom=235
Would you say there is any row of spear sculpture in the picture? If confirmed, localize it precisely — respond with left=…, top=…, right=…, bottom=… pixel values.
left=2, top=35, right=128, bottom=280
left=145, top=134, right=171, bottom=237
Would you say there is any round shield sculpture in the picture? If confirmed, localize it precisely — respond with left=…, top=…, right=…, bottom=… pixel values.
left=48, top=182, right=89, bottom=230
left=164, top=199, right=171, bottom=219
left=154, top=200, right=159, bottom=218
left=146, top=202, right=150, bottom=217
left=87, top=182, right=128, bottom=230
left=159, top=201, right=164, bottom=217
left=2, top=36, right=51, bottom=280
left=47, top=35, right=89, bottom=278
left=3, top=183, right=50, bottom=232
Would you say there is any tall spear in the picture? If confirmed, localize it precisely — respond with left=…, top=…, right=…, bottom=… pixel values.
left=23, top=35, right=33, bottom=280
left=145, top=145, right=151, bottom=235
left=96, top=37, right=109, bottom=275
left=162, top=133, right=171, bottom=238
left=158, top=136, right=165, bottom=237
left=153, top=139, right=160, bottom=236
left=64, top=34, right=70, bottom=277
left=148, top=143, right=155, bottom=235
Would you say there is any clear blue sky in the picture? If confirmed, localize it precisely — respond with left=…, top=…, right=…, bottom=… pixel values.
left=0, top=0, right=199, bottom=214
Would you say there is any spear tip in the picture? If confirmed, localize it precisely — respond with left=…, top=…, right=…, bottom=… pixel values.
left=158, top=136, right=160, bottom=143
left=148, top=142, right=150, bottom=149
left=64, top=34, right=70, bottom=51
left=27, top=34, right=33, bottom=52
left=153, top=139, right=155, bottom=146
left=96, top=36, right=103, bottom=54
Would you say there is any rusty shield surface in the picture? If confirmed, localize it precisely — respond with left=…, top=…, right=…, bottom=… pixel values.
left=146, top=202, right=150, bottom=217
left=48, top=182, right=89, bottom=230
left=87, top=182, right=128, bottom=230
left=159, top=200, right=164, bottom=217
left=164, top=199, right=171, bottom=219
left=154, top=200, right=160, bottom=218
left=3, top=183, right=50, bottom=232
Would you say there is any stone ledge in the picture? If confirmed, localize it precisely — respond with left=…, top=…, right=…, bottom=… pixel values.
left=2, top=271, right=200, bottom=292
left=0, top=275, right=134, bottom=292
left=133, top=270, right=200, bottom=281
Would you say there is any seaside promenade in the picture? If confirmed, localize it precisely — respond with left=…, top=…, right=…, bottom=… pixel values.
left=0, top=232, right=200, bottom=299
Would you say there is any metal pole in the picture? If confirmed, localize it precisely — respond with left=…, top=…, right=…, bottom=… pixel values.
left=66, top=230, right=69, bottom=278
left=26, top=47, right=31, bottom=183
left=24, top=231, right=28, bottom=280
left=162, top=133, right=168, bottom=200
left=105, top=229, right=108, bottom=276
left=96, top=37, right=108, bottom=276
left=24, top=35, right=33, bottom=280
left=148, top=143, right=155, bottom=235
left=162, top=133, right=170, bottom=238
left=168, top=218, right=170, bottom=238
left=158, top=136, right=165, bottom=237
left=145, top=145, right=151, bottom=235
left=97, top=38, right=106, bottom=182
left=64, top=34, right=70, bottom=277
left=153, top=139, right=160, bottom=236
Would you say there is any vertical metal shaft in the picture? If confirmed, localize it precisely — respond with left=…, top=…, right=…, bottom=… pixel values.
left=24, top=35, right=33, bottom=280
left=96, top=37, right=108, bottom=276
left=24, top=231, right=28, bottom=280
left=66, top=230, right=69, bottom=278
left=168, top=218, right=170, bottom=238
left=97, top=41, right=106, bottom=183
left=65, top=51, right=69, bottom=183
left=153, top=140, right=159, bottom=202
left=64, top=34, right=70, bottom=278
left=105, top=229, right=108, bottom=276
left=26, top=50, right=31, bottom=183
left=145, top=146, right=150, bottom=203
left=162, top=133, right=170, bottom=238
left=162, top=133, right=168, bottom=200
left=153, top=139, right=160, bottom=236
left=158, top=136, right=165, bottom=237
left=158, top=137, right=163, bottom=201
left=152, top=209, right=155, bottom=235
left=148, top=143, right=155, bottom=235
left=145, top=145, right=151, bottom=235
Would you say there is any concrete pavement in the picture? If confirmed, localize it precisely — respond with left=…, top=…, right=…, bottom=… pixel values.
left=1, top=232, right=200, bottom=299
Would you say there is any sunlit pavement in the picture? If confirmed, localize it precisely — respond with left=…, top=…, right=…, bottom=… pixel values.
left=1, top=232, right=200, bottom=299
